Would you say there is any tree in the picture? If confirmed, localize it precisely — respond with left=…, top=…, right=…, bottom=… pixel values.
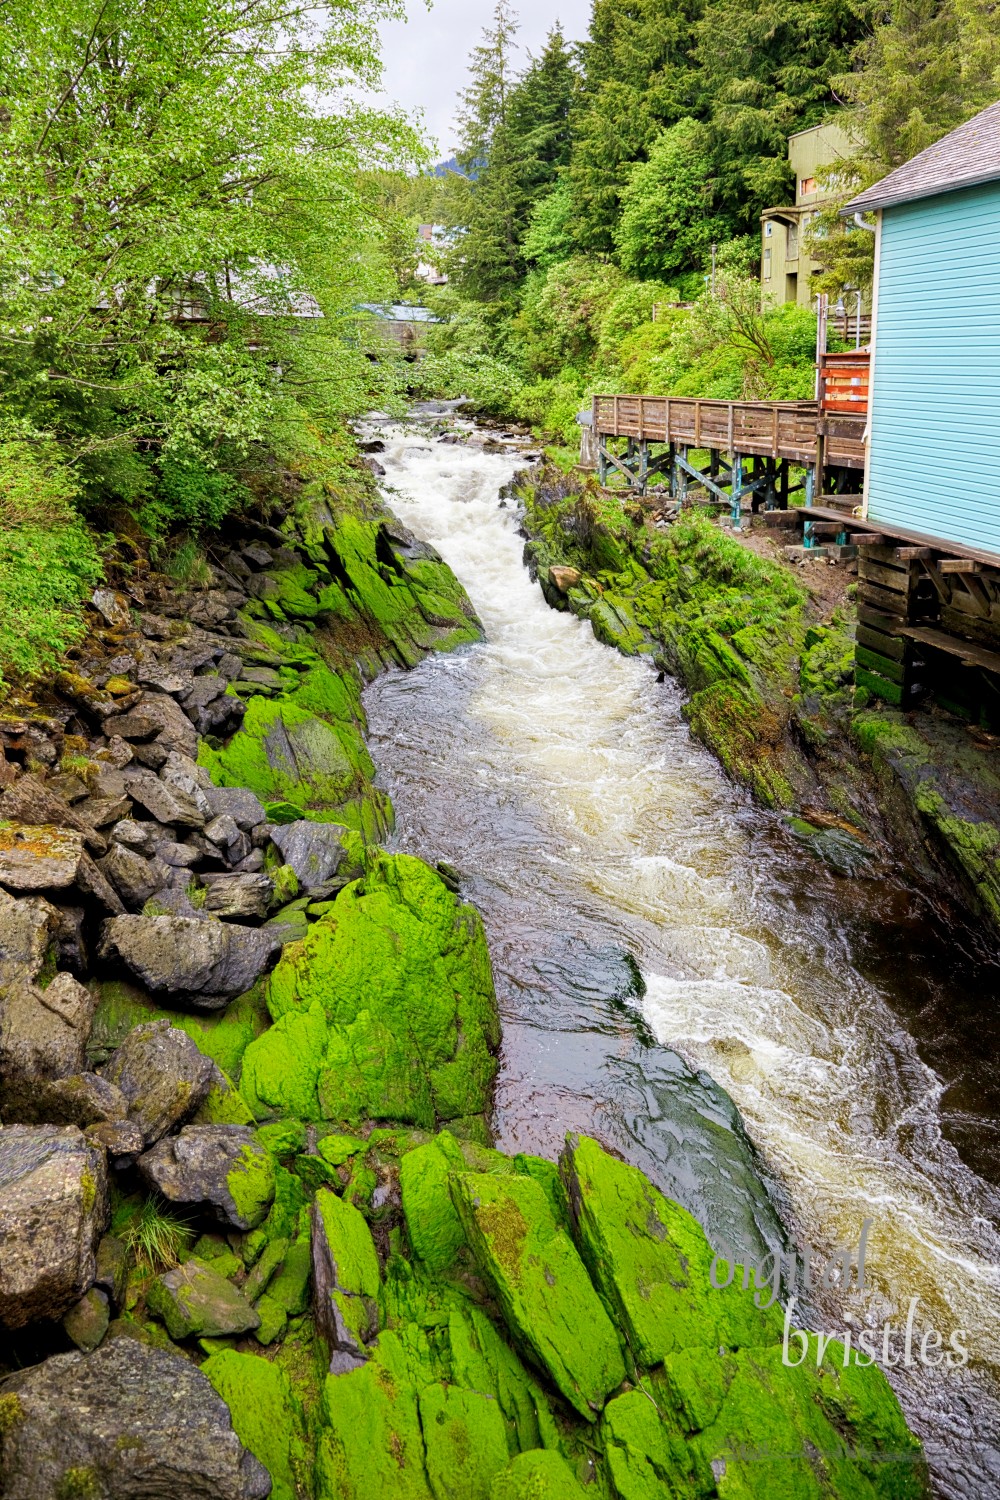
left=615, top=119, right=732, bottom=279
left=505, top=27, right=578, bottom=213
left=0, top=0, right=415, bottom=520
left=811, top=0, right=1000, bottom=293
left=453, top=2, right=526, bottom=303
left=567, top=0, right=706, bottom=254
left=694, top=0, right=869, bottom=229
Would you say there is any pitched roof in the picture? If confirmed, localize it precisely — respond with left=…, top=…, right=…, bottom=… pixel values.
left=845, top=100, right=1000, bottom=213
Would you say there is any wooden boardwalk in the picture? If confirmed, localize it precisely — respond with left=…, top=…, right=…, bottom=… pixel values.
left=590, top=393, right=867, bottom=515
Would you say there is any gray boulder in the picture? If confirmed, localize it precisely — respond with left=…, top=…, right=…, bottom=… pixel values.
left=99, top=914, right=273, bottom=1009
left=119, top=689, right=198, bottom=759
left=102, top=1020, right=213, bottom=1145
left=0, top=887, right=56, bottom=980
left=123, top=767, right=205, bottom=829
left=14, top=1072, right=127, bottom=1128
left=0, top=972, right=97, bottom=1121
left=138, top=1124, right=275, bottom=1230
left=200, top=872, right=273, bottom=920
left=85, top=1118, right=144, bottom=1158
left=98, top=844, right=170, bottom=908
left=0, top=1338, right=271, bottom=1499
left=204, top=784, right=267, bottom=831
left=0, top=824, right=84, bottom=893
left=0, top=1125, right=108, bottom=1328
left=269, top=820, right=346, bottom=892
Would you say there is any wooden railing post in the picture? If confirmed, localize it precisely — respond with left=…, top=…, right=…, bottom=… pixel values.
left=614, top=394, right=620, bottom=436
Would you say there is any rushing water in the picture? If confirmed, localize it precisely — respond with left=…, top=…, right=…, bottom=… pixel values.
left=362, top=406, right=1000, bottom=1496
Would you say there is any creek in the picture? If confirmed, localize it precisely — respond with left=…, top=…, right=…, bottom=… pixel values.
left=362, top=405, right=1000, bottom=1497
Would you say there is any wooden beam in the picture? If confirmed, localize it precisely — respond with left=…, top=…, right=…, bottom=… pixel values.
left=938, top=558, right=983, bottom=574
left=851, top=533, right=886, bottom=546
left=895, top=546, right=934, bottom=561
left=899, top=624, right=1000, bottom=675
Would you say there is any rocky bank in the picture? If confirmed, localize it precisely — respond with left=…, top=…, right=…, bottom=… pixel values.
left=518, top=464, right=1000, bottom=951
left=0, top=451, right=928, bottom=1497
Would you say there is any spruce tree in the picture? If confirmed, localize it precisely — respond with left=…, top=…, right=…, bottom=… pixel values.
left=567, top=0, right=705, bottom=255
left=454, top=1, right=525, bottom=304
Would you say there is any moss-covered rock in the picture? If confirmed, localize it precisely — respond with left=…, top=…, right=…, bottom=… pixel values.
left=604, top=1343, right=928, bottom=1499
left=147, top=1259, right=260, bottom=1341
left=242, top=854, right=500, bottom=1127
left=316, top=1331, right=433, bottom=1500
left=561, top=1133, right=781, bottom=1365
left=198, top=695, right=392, bottom=837
left=450, top=1170, right=625, bottom=1420
left=489, top=1451, right=588, bottom=1500
left=204, top=1348, right=311, bottom=1500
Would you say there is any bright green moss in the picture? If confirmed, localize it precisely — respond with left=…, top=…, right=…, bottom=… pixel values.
left=314, top=1188, right=380, bottom=1299
left=400, top=1133, right=468, bottom=1271
left=203, top=1349, right=310, bottom=1500
left=419, top=1382, right=510, bottom=1500
left=240, top=1002, right=329, bottom=1121
left=489, top=1451, right=589, bottom=1500
left=450, top=1171, right=625, bottom=1421
left=259, top=853, right=500, bottom=1129
left=316, top=1332, right=432, bottom=1500
left=560, top=1134, right=782, bottom=1366
left=226, top=1140, right=276, bottom=1229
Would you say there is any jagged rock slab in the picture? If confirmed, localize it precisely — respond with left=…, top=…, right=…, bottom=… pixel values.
left=123, top=767, right=206, bottom=827
left=0, top=1337, right=270, bottom=1498
left=0, top=972, right=96, bottom=1120
left=14, top=1071, right=127, bottom=1128
left=62, top=1284, right=110, bottom=1351
left=103, top=1019, right=214, bottom=1145
left=204, top=784, right=268, bottom=831
left=311, top=1188, right=379, bottom=1370
left=139, top=1124, right=275, bottom=1230
left=100, top=914, right=273, bottom=1008
left=201, top=872, right=273, bottom=920
left=98, top=844, right=171, bottom=908
left=450, top=1170, right=625, bottom=1420
left=0, top=887, right=56, bottom=981
left=560, top=1133, right=781, bottom=1365
left=0, top=1124, right=108, bottom=1328
left=148, top=1259, right=261, bottom=1340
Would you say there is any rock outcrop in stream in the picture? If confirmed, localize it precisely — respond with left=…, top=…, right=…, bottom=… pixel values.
left=0, top=467, right=927, bottom=1497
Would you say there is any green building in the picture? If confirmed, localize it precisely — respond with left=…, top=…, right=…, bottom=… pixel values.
left=760, top=121, right=855, bottom=307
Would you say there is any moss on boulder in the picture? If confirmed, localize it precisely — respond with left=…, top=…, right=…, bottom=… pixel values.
left=489, top=1451, right=588, bottom=1500
left=241, top=854, right=500, bottom=1127
left=203, top=1348, right=311, bottom=1500
left=561, top=1133, right=781, bottom=1365
left=450, top=1170, right=625, bottom=1420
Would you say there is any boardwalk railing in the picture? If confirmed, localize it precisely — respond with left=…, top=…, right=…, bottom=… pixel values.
left=593, top=395, right=824, bottom=466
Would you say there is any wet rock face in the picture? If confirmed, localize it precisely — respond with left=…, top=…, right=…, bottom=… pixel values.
left=0, top=1338, right=272, bottom=1499
left=103, top=1019, right=214, bottom=1145
left=311, top=1188, right=379, bottom=1371
left=0, top=1125, right=108, bottom=1328
left=138, top=1124, right=276, bottom=1230
left=99, top=913, right=274, bottom=1009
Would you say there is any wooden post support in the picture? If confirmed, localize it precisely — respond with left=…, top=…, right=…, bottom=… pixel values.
left=731, top=453, right=743, bottom=529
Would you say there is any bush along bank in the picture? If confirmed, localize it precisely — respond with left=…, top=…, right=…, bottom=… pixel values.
left=0, top=467, right=928, bottom=1498
left=519, top=465, right=1000, bottom=944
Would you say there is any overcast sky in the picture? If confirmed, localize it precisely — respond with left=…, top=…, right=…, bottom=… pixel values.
left=375, top=0, right=593, bottom=161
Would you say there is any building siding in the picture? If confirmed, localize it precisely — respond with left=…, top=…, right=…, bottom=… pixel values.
left=866, top=180, right=1000, bottom=555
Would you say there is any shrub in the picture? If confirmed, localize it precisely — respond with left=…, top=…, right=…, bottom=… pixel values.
left=0, top=443, right=103, bottom=687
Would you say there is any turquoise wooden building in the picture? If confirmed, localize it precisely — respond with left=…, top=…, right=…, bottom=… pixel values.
left=847, top=101, right=1000, bottom=557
